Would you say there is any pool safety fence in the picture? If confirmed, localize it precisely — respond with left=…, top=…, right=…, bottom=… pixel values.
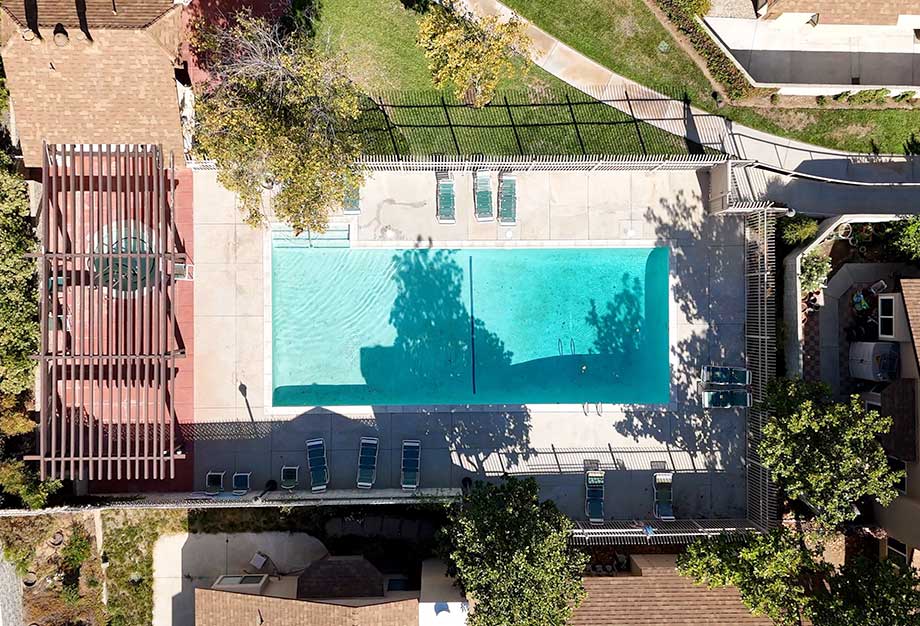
left=570, top=519, right=757, bottom=546
left=744, top=209, right=779, bottom=531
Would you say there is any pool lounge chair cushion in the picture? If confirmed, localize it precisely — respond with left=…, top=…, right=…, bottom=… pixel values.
left=401, top=440, right=421, bottom=490
left=475, top=171, right=492, bottom=219
left=654, top=473, right=675, bottom=520
left=499, top=175, right=516, bottom=223
left=307, top=439, right=329, bottom=490
left=585, top=471, right=605, bottom=522
left=703, top=365, right=750, bottom=386
left=703, top=389, right=751, bottom=409
left=357, top=438, right=379, bottom=488
left=437, top=174, right=455, bottom=222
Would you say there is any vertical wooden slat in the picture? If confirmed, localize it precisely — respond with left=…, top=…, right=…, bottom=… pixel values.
left=39, top=143, right=49, bottom=480
left=49, top=144, right=59, bottom=480
left=88, top=145, right=95, bottom=481
left=168, top=151, right=176, bottom=479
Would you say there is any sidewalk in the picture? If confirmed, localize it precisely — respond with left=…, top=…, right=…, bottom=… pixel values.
left=467, top=0, right=920, bottom=182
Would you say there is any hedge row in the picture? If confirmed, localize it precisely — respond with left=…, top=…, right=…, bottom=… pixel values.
left=652, top=0, right=753, bottom=101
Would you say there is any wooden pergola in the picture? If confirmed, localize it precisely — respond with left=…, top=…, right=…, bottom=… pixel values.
left=28, top=143, right=186, bottom=481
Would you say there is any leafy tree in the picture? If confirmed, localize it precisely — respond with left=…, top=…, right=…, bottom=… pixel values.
left=0, top=460, right=61, bottom=509
left=810, top=557, right=920, bottom=626
left=890, top=215, right=920, bottom=260
left=762, top=379, right=903, bottom=527
left=440, top=477, right=587, bottom=626
left=800, top=250, right=831, bottom=294
left=677, top=529, right=827, bottom=626
left=194, top=11, right=365, bottom=233
left=417, top=1, right=530, bottom=107
left=781, top=214, right=819, bottom=246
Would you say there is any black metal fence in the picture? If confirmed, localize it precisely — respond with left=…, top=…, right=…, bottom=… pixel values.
left=350, top=89, right=715, bottom=157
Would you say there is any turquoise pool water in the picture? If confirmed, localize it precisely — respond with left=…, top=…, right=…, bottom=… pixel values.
left=271, top=244, right=669, bottom=406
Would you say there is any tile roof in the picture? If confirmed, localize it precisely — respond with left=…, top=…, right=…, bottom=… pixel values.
left=2, top=0, right=175, bottom=29
left=569, top=555, right=772, bottom=626
left=0, top=7, right=185, bottom=167
left=764, top=0, right=920, bottom=25
left=195, top=588, right=419, bottom=626
left=297, top=556, right=386, bottom=599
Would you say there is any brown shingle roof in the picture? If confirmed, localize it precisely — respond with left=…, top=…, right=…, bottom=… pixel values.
left=297, top=556, right=386, bottom=599
left=2, top=0, right=175, bottom=29
left=569, top=555, right=772, bottom=626
left=0, top=6, right=185, bottom=167
left=765, top=0, right=919, bottom=25
left=195, top=588, right=419, bottom=626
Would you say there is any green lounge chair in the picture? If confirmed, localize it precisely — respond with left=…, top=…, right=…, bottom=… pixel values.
left=654, top=472, right=675, bottom=520
left=702, top=389, right=751, bottom=409
left=436, top=172, right=455, bottom=224
left=280, top=465, right=299, bottom=490
left=205, top=470, right=224, bottom=496
left=499, top=173, right=516, bottom=224
left=306, top=438, right=329, bottom=493
left=702, top=365, right=750, bottom=386
left=585, top=470, right=604, bottom=524
left=232, top=472, right=251, bottom=496
left=474, top=171, right=493, bottom=221
left=401, top=440, right=421, bottom=491
left=356, top=437, right=379, bottom=489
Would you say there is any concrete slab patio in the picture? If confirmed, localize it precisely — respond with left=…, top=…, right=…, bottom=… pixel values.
left=152, top=532, right=327, bottom=626
left=190, top=165, right=748, bottom=522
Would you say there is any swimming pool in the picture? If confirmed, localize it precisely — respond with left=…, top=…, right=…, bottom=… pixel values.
left=271, top=242, right=669, bottom=407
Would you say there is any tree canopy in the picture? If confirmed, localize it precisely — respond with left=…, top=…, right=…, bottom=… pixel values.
left=440, top=477, right=586, bottom=626
left=761, top=378, right=903, bottom=527
left=679, top=528, right=920, bottom=626
left=0, top=144, right=60, bottom=508
left=193, top=11, right=365, bottom=233
left=677, top=529, right=827, bottom=626
left=417, top=1, right=530, bottom=107
left=811, top=557, right=920, bottom=626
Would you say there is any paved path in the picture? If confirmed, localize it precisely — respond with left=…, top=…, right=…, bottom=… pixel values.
left=468, top=0, right=920, bottom=182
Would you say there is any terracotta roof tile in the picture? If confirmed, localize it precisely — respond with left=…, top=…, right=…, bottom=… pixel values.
left=195, top=588, right=419, bottom=626
left=3, top=0, right=175, bottom=29
left=569, top=555, right=772, bottom=626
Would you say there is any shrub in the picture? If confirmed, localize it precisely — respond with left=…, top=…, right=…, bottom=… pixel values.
left=799, top=250, right=831, bottom=294
left=891, top=215, right=920, bottom=258
left=781, top=214, right=819, bottom=245
left=770, top=92, right=779, bottom=104
left=893, top=90, right=916, bottom=103
left=652, top=0, right=752, bottom=100
left=61, top=525, right=92, bottom=571
left=847, top=88, right=889, bottom=105
left=815, top=95, right=827, bottom=106
left=0, top=460, right=61, bottom=509
left=676, top=0, right=711, bottom=15
left=832, top=91, right=850, bottom=102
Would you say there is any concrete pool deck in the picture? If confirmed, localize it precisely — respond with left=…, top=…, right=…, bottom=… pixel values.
left=191, top=167, right=747, bottom=520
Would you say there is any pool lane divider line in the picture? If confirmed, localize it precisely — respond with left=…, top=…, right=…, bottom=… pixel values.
left=469, top=255, right=477, bottom=396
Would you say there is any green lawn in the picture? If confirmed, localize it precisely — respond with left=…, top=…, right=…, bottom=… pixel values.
left=315, top=0, right=705, bottom=156
left=502, top=0, right=920, bottom=154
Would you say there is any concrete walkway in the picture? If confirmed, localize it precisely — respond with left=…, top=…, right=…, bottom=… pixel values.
left=467, top=0, right=920, bottom=180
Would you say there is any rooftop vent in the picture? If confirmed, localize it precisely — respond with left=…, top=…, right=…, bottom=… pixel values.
left=53, top=23, right=69, bottom=46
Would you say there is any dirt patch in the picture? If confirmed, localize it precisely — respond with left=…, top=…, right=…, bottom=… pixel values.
left=761, top=109, right=815, bottom=131
left=617, top=14, right=639, bottom=38
left=829, top=123, right=876, bottom=142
